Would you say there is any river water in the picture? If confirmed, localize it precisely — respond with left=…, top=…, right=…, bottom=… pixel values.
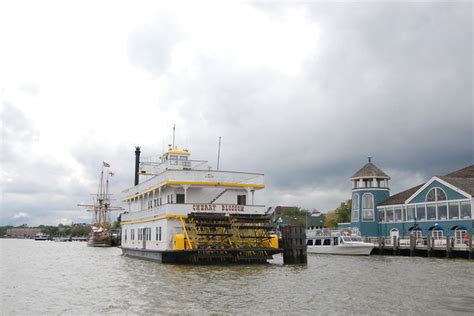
left=1, top=239, right=473, bottom=315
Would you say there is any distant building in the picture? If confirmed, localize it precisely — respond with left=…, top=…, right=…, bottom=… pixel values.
left=340, top=160, right=473, bottom=243
left=6, top=227, right=41, bottom=238
left=306, top=210, right=325, bottom=229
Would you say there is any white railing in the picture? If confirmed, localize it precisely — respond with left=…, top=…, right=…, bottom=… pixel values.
left=368, top=236, right=472, bottom=249
left=122, top=203, right=267, bottom=221
left=122, top=169, right=264, bottom=199
left=140, top=159, right=209, bottom=173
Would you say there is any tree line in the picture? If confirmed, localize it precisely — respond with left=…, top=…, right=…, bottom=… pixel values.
left=274, top=199, right=352, bottom=228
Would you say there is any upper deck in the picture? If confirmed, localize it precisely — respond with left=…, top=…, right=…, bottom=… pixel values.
left=122, top=168, right=265, bottom=201
left=122, top=146, right=265, bottom=203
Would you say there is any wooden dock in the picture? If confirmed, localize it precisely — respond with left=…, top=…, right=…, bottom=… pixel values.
left=368, top=235, right=473, bottom=259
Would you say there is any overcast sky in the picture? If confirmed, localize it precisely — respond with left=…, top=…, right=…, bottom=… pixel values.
left=0, top=0, right=472, bottom=226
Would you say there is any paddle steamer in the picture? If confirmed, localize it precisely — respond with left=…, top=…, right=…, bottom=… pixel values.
left=120, top=145, right=280, bottom=263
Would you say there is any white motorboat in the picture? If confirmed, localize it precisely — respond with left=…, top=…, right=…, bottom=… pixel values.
left=306, top=231, right=374, bottom=255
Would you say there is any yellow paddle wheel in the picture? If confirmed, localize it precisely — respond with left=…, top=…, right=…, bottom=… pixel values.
left=182, top=213, right=279, bottom=263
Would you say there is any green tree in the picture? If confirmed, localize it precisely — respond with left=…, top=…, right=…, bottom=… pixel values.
left=334, top=199, right=352, bottom=223
left=324, top=211, right=338, bottom=228
left=112, top=214, right=122, bottom=230
left=276, top=207, right=309, bottom=226
left=324, top=199, right=352, bottom=228
left=0, top=225, right=14, bottom=237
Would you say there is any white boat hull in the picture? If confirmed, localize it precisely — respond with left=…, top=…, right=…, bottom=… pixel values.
left=307, top=243, right=374, bottom=256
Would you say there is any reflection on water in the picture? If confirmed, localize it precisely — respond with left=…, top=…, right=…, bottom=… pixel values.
left=1, top=239, right=473, bottom=315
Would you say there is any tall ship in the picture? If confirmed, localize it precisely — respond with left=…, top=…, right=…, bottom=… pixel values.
left=79, top=163, right=123, bottom=247
left=120, top=143, right=281, bottom=263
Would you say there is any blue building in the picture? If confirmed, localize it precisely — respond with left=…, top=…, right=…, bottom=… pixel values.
left=342, top=160, right=473, bottom=243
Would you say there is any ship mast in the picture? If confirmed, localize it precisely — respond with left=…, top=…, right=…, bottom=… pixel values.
left=78, top=162, right=122, bottom=228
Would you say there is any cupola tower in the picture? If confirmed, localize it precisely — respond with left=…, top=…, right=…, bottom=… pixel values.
left=350, top=158, right=390, bottom=236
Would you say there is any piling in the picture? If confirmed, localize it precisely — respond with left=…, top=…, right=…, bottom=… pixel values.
left=446, top=236, right=452, bottom=258
left=378, top=237, right=384, bottom=255
left=427, top=236, right=433, bottom=257
left=469, top=233, right=473, bottom=260
left=281, top=226, right=307, bottom=264
left=409, top=235, right=415, bottom=257
left=392, top=236, right=398, bottom=256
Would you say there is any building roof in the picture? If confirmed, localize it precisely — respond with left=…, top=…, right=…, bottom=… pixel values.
left=438, top=176, right=474, bottom=196
left=443, top=164, right=474, bottom=178
left=351, top=162, right=390, bottom=179
left=378, top=184, right=424, bottom=206
left=379, top=164, right=474, bottom=206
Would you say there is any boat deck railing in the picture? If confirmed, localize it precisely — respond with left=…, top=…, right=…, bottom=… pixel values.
left=122, top=203, right=267, bottom=221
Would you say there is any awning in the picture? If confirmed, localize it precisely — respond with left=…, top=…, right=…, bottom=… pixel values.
left=451, top=225, right=468, bottom=230
left=428, top=225, right=443, bottom=231
left=408, top=225, right=421, bottom=231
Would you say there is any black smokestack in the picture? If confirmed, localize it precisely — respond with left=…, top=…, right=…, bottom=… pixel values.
left=134, top=146, right=141, bottom=186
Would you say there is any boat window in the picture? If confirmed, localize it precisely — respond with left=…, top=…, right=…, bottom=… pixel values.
left=169, top=155, right=178, bottom=160
left=179, top=156, right=188, bottom=160
left=342, top=236, right=351, bottom=242
left=155, top=226, right=162, bottom=241
left=176, top=194, right=185, bottom=204
left=307, top=239, right=314, bottom=246
left=323, top=239, right=331, bottom=246
left=334, top=237, right=338, bottom=245
left=351, top=237, right=362, bottom=242
left=237, top=195, right=246, bottom=205
left=181, top=161, right=191, bottom=167
left=315, top=239, right=321, bottom=246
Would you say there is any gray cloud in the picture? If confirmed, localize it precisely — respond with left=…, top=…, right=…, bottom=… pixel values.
left=1, top=2, right=472, bottom=225
left=126, top=1, right=472, bottom=210
left=128, top=13, right=185, bottom=75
